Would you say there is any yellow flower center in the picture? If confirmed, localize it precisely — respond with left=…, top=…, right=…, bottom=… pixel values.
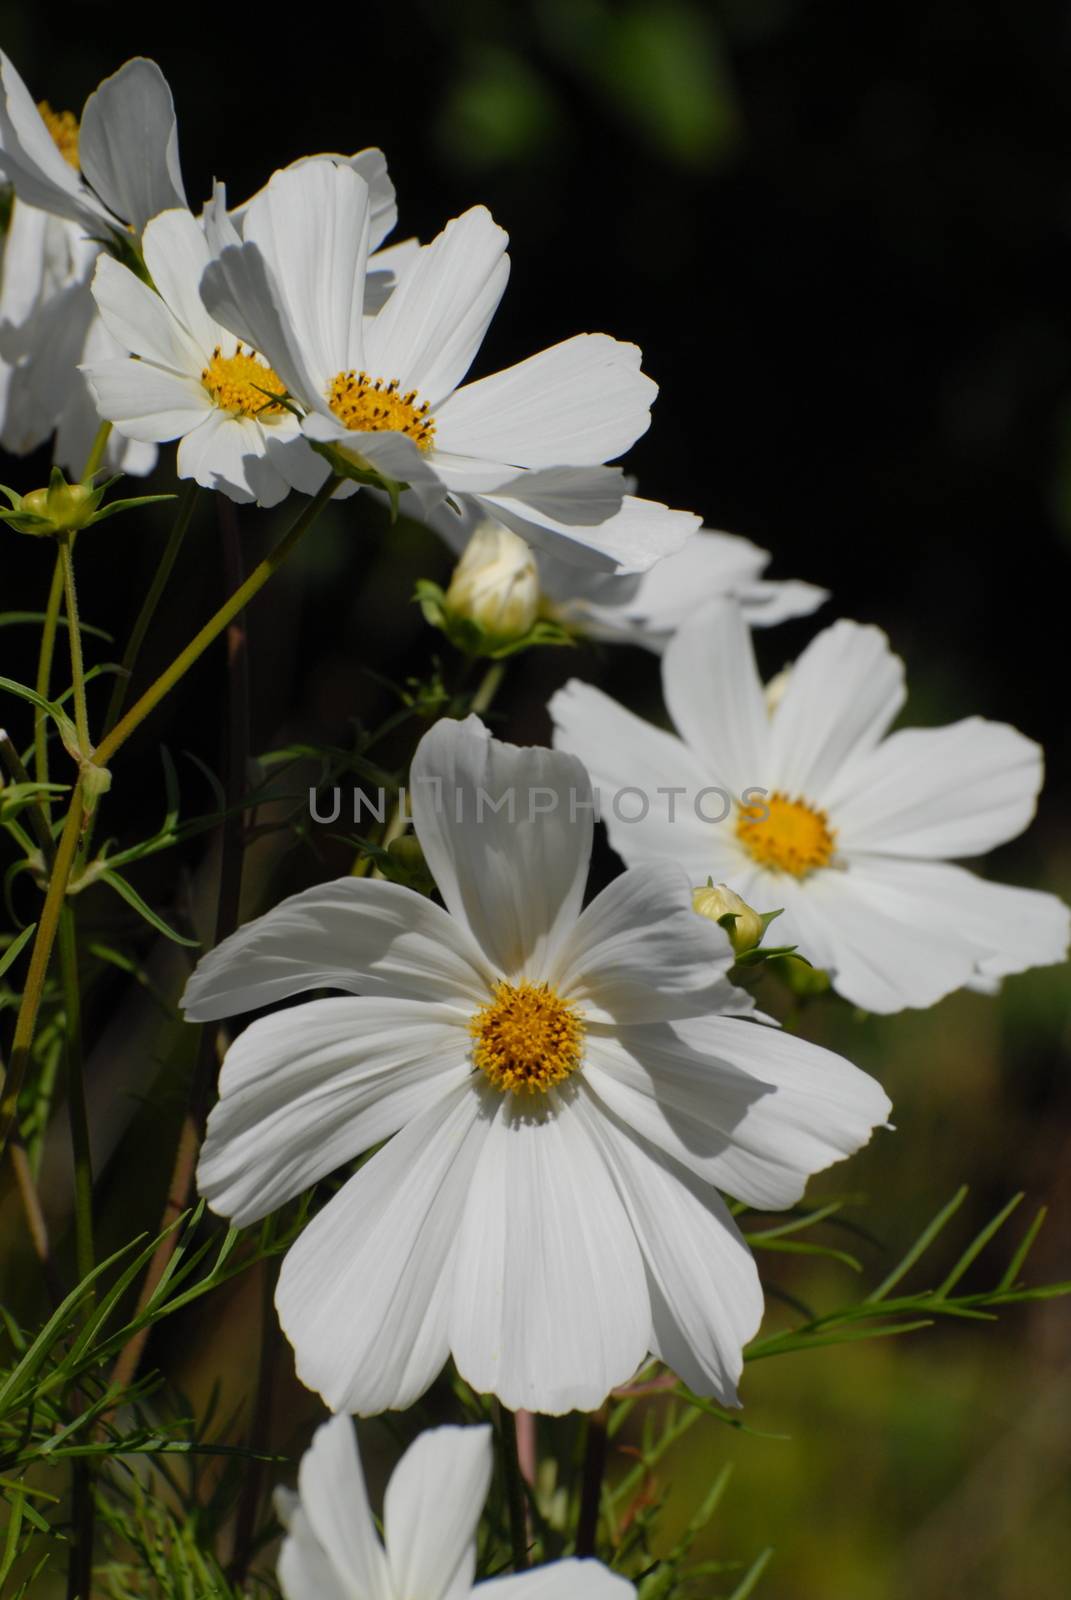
left=736, top=791, right=836, bottom=878
left=37, top=101, right=79, bottom=169
left=327, top=371, right=436, bottom=450
left=470, top=980, right=585, bottom=1096
left=201, top=345, right=287, bottom=418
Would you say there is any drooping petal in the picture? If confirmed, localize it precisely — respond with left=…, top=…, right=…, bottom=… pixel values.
left=384, top=1426, right=492, bottom=1600
left=197, top=996, right=470, bottom=1226
left=434, top=334, right=656, bottom=467
left=767, top=620, right=906, bottom=804
left=475, top=1562, right=636, bottom=1598
left=662, top=600, right=772, bottom=796
left=176, top=409, right=295, bottom=507
left=240, top=158, right=370, bottom=384
left=363, top=206, right=509, bottom=407
left=78, top=58, right=186, bottom=232
left=201, top=237, right=327, bottom=408
left=181, top=875, right=493, bottom=1020
left=829, top=718, right=1045, bottom=858
left=0, top=52, right=108, bottom=231
left=409, top=715, right=592, bottom=981
left=577, top=1093, right=763, bottom=1404
left=584, top=1015, right=890, bottom=1210
left=450, top=1088, right=649, bottom=1413
left=551, top=861, right=735, bottom=1023
left=483, top=485, right=698, bottom=573
left=277, top=1505, right=354, bottom=1600
left=275, top=1083, right=489, bottom=1415
left=549, top=678, right=729, bottom=876
left=80, top=355, right=210, bottom=442
left=281, top=1416, right=391, bottom=1600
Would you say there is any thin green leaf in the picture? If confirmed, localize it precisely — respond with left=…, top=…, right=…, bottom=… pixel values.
left=99, top=867, right=200, bottom=947
left=866, top=1187, right=968, bottom=1302
left=725, top=1546, right=774, bottom=1600
left=0, top=923, right=36, bottom=981
left=935, top=1192, right=1024, bottom=1297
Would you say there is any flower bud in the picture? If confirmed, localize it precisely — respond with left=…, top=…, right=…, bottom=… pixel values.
left=692, top=882, right=765, bottom=953
left=20, top=480, right=97, bottom=534
left=444, top=522, right=540, bottom=646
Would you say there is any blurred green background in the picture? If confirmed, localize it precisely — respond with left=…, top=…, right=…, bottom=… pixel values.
left=1, top=2, right=1069, bottom=1596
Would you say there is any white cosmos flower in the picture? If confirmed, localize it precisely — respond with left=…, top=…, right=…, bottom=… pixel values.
left=550, top=599, right=1070, bottom=1014
left=82, top=209, right=323, bottom=506
left=199, top=158, right=699, bottom=571
left=80, top=147, right=417, bottom=505
left=183, top=715, right=889, bottom=1416
left=432, top=503, right=827, bottom=650
left=0, top=53, right=185, bottom=238
left=277, top=1416, right=633, bottom=1600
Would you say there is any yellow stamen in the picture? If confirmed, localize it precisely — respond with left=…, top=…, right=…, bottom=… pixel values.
left=37, top=101, right=79, bottom=169
left=736, top=791, right=836, bottom=878
left=201, top=345, right=287, bottom=418
left=327, top=371, right=436, bottom=450
left=471, top=980, right=585, bottom=1096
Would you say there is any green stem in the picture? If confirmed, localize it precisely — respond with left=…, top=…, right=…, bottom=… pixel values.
left=576, top=1406, right=608, bottom=1558
left=0, top=788, right=85, bottom=1160
left=498, top=1405, right=530, bottom=1571
left=95, top=475, right=339, bottom=768
left=34, top=555, right=64, bottom=793
left=58, top=907, right=93, bottom=1286
left=102, top=482, right=198, bottom=737
left=80, top=420, right=112, bottom=484
left=470, top=658, right=506, bottom=716
left=57, top=535, right=91, bottom=757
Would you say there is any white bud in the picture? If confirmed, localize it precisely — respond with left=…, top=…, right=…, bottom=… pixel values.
left=444, top=522, right=540, bottom=645
left=692, top=882, right=765, bottom=953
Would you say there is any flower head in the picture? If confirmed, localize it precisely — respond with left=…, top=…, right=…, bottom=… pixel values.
left=185, top=715, right=889, bottom=1415
left=551, top=598, right=1071, bottom=1012
left=277, top=1416, right=633, bottom=1599
left=199, top=159, right=699, bottom=570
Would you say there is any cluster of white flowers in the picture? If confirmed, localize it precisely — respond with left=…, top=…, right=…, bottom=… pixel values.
left=2, top=49, right=1067, bottom=1595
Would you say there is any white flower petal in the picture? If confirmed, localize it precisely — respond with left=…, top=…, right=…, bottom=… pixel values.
left=409, top=716, right=592, bottom=981
left=302, top=415, right=448, bottom=514
left=584, top=1015, right=891, bottom=1210
left=141, top=208, right=220, bottom=355
left=201, top=238, right=326, bottom=407
left=662, top=600, right=772, bottom=796
left=484, top=485, right=697, bottom=574
left=276, top=1083, right=489, bottom=1415
left=577, top=1092, right=763, bottom=1405
left=241, top=159, right=370, bottom=383
left=364, top=206, right=509, bottom=406
left=80, top=355, right=210, bottom=442
left=0, top=52, right=108, bottom=230
left=197, top=996, right=470, bottom=1226
left=552, top=861, right=735, bottom=1023
left=830, top=718, right=1045, bottom=857
left=285, top=1416, right=391, bottom=1600
left=790, top=861, right=978, bottom=1012
left=434, top=334, right=656, bottom=467
left=768, top=620, right=906, bottom=803
left=834, top=855, right=1069, bottom=985
left=78, top=57, right=186, bottom=232
left=548, top=678, right=726, bottom=875
left=450, top=1089, right=649, bottom=1413
left=90, top=253, right=204, bottom=373
left=475, top=1561, right=636, bottom=1598
left=384, top=1426, right=492, bottom=1600
left=181, top=875, right=493, bottom=1020
left=277, top=1505, right=355, bottom=1600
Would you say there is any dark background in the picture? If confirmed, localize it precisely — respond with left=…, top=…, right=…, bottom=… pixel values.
left=1, top=4, right=1069, bottom=1597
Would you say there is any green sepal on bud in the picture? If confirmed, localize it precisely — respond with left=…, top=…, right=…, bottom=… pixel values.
left=416, top=578, right=573, bottom=660
left=0, top=467, right=173, bottom=538
left=418, top=521, right=574, bottom=660
left=692, top=881, right=770, bottom=955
